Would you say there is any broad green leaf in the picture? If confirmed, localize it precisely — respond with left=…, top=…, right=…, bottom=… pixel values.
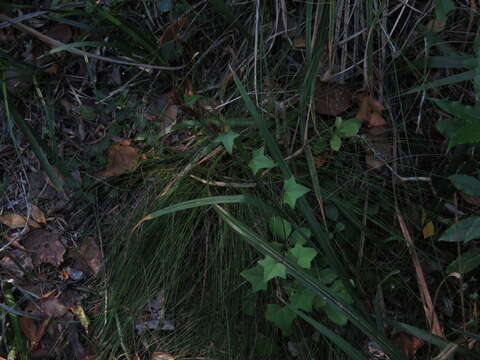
left=337, top=119, right=361, bottom=137
left=291, top=227, right=312, bottom=245
left=446, top=248, right=480, bottom=274
left=183, top=94, right=200, bottom=109
left=265, top=304, right=297, bottom=335
left=318, top=268, right=338, bottom=285
left=330, top=134, right=342, bottom=151
left=435, top=0, right=455, bottom=23
left=258, top=256, right=286, bottom=281
left=290, top=287, right=315, bottom=312
left=248, top=147, right=276, bottom=175
left=449, top=175, right=480, bottom=196
left=214, top=131, right=239, bottom=154
left=241, top=265, right=268, bottom=292
left=80, top=105, right=96, bottom=122
left=330, top=279, right=354, bottom=304
left=438, top=217, right=480, bottom=243
left=431, top=99, right=478, bottom=122
left=288, top=244, right=317, bottom=269
left=450, top=122, right=480, bottom=147
left=283, top=176, right=310, bottom=209
left=158, top=0, right=173, bottom=12
left=324, top=303, right=348, bottom=326
left=269, top=217, right=292, bottom=241
left=435, top=118, right=467, bottom=139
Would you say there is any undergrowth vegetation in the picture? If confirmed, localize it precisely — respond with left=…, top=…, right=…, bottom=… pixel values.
left=0, top=0, right=479, bottom=359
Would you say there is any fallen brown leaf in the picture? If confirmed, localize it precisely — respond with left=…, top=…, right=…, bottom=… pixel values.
left=78, top=237, right=102, bottom=276
left=460, top=192, right=480, bottom=207
left=40, top=298, right=68, bottom=318
left=0, top=250, right=34, bottom=277
left=22, top=229, right=66, bottom=267
left=0, top=213, right=40, bottom=229
left=426, top=18, right=445, bottom=32
left=45, top=23, right=72, bottom=44
left=315, top=81, right=353, bottom=116
left=20, top=303, right=47, bottom=351
left=391, top=332, right=424, bottom=358
left=145, top=93, right=178, bottom=132
left=31, top=204, right=47, bottom=224
left=314, top=154, right=329, bottom=168
left=293, top=37, right=306, bottom=48
left=96, top=140, right=141, bottom=178
left=356, top=95, right=386, bottom=127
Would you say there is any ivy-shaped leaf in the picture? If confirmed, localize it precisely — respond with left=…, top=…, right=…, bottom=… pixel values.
left=265, top=304, right=297, bottom=335
left=258, top=256, right=286, bottom=281
left=283, top=176, right=310, bottom=209
left=330, top=279, right=353, bottom=304
left=438, top=216, right=480, bottom=243
left=323, top=303, right=348, bottom=326
left=290, top=227, right=311, bottom=245
left=214, top=131, right=239, bottom=154
left=269, top=217, right=292, bottom=241
left=318, top=268, right=338, bottom=285
left=288, top=244, right=317, bottom=269
left=290, top=287, right=315, bottom=312
left=240, top=265, right=268, bottom=292
left=249, top=147, right=276, bottom=175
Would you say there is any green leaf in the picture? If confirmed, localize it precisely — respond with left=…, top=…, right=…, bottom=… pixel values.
left=449, top=175, right=480, bottom=196
left=183, top=94, right=200, bottom=109
left=438, top=217, right=480, bottom=243
left=449, top=122, right=480, bottom=147
left=330, top=279, right=354, bottom=304
left=435, top=0, right=455, bottom=23
left=446, top=248, right=480, bottom=274
left=214, top=131, right=239, bottom=154
left=337, top=119, right=361, bottom=137
left=330, top=134, right=342, bottom=151
left=249, top=147, right=276, bottom=175
left=79, top=104, right=96, bottom=122
left=291, top=227, right=312, bottom=245
left=324, top=303, right=348, bottom=326
left=288, top=244, right=317, bottom=269
left=435, top=117, right=467, bottom=139
left=265, top=304, right=297, bottom=335
left=158, top=0, right=173, bottom=12
left=290, top=287, right=315, bottom=312
left=269, top=217, right=292, bottom=241
left=258, top=256, right=287, bottom=281
left=241, top=265, right=268, bottom=292
left=431, top=99, right=478, bottom=122
left=283, top=176, right=310, bottom=209
left=318, top=268, right=338, bottom=285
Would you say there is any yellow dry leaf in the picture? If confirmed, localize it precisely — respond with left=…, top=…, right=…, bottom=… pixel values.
left=96, top=141, right=141, bottom=178
left=31, top=205, right=47, bottom=224
left=0, top=214, right=40, bottom=229
left=422, top=221, right=435, bottom=239
left=71, top=305, right=90, bottom=334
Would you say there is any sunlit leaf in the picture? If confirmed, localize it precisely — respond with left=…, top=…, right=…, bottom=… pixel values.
left=330, top=134, right=342, bottom=151
left=337, top=118, right=361, bottom=137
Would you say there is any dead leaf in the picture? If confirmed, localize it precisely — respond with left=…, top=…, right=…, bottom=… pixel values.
left=362, top=127, right=391, bottom=171
left=20, top=303, right=47, bottom=351
left=96, top=141, right=141, bottom=178
left=314, top=154, right=329, bottom=168
left=39, top=298, right=68, bottom=318
left=391, top=332, right=424, bottom=358
left=45, top=23, right=72, bottom=44
left=356, top=95, right=386, bottom=127
left=0, top=250, right=34, bottom=277
left=158, top=17, right=188, bottom=45
left=422, top=221, right=435, bottom=239
left=31, top=204, right=47, bottom=224
left=22, top=229, right=66, bottom=267
left=293, top=37, right=306, bottom=48
left=78, top=238, right=102, bottom=275
left=145, top=93, right=178, bottom=131
left=71, top=305, right=90, bottom=334
left=0, top=213, right=40, bottom=229
left=315, top=81, right=353, bottom=116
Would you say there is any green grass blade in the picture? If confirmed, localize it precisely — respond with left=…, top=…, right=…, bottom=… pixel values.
left=284, top=302, right=367, bottom=360
left=403, top=70, right=476, bottom=95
